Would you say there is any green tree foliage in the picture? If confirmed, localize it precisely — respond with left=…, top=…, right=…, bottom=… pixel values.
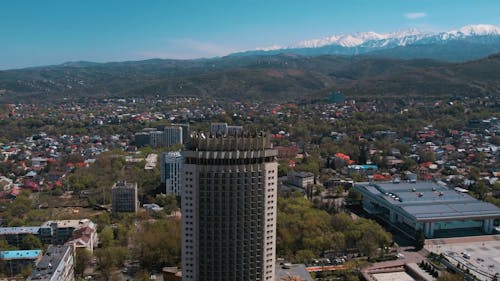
left=436, top=272, right=463, bottom=281
left=74, top=248, right=91, bottom=277
left=278, top=162, right=291, bottom=177
left=415, top=229, right=425, bottom=250
left=99, top=227, right=115, bottom=248
left=295, top=249, right=316, bottom=263
left=470, top=181, right=489, bottom=200
left=93, top=212, right=111, bottom=232
left=0, top=238, right=17, bottom=251
left=420, top=150, right=436, bottom=163
left=96, top=246, right=127, bottom=280
left=21, top=234, right=42, bottom=250
left=277, top=194, right=391, bottom=261
left=3, top=190, right=32, bottom=225
left=346, top=188, right=363, bottom=205
left=66, top=151, right=161, bottom=205
left=153, top=194, right=178, bottom=214
left=132, top=219, right=181, bottom=270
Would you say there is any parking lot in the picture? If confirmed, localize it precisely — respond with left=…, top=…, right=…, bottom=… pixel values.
left=426, top=236, right=500, bottom=281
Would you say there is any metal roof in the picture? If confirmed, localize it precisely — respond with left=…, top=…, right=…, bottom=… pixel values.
left=29, top=245, right=72, bottom=281
left=0, top=226, right=40, bottom=235
left=356, top=181, right=500, bottom=221
left=0, top=250, right=42, bottom=260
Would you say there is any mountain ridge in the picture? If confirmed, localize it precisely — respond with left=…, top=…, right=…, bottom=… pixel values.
left=233, top=24, right=500, bottom=62
left=0, top=52, right=499, bottom=103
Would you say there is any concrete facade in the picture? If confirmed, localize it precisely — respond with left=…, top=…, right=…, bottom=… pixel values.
left=181, top=133, right=278, bottom=281
left=287, top=171, right=314, bottom=188
left=111, top=181, right=138, bottom=213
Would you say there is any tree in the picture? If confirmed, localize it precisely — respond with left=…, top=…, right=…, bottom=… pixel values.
left=154, top=194, right=178, bottom=214
left=415, top=229, right=425, bottom=250
left=470, top=181, right=489, bottom=200
left=436, top=272, right=463, bottom=281
left=99, top=227, right=115, bottom=248
left=94, top=212, right=111, bottom=232
left=420, top=151, right=435, bottom=163
left=8, top=218, right=26, bottom=227
left=295, top=249, right=315, bottom=263
left=96, top=246, right=127, bottom=280
left=132, top=220, right=181, bottom=270
left=469, top=167, right=481, bottom=181
left=75, top=248, right=91, bottom=277
left=357, top=232, right=378, bottom=258
left=351, top=173, right=365, bottom=182
left=331, top=231, right=346, bottom=252
left=346, top=189, right=363, bottom=205
left=0, top=238, right=17, bottom=250
left=21, top=234, right=42, bottom=250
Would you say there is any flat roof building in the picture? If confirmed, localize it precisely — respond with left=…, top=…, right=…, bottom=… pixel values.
left=27, top=245, right=74, bottom=281
left=39, top=219, right=98, bottom=253
left=0, top=226, right=40, bottom=247
left=111, top=181, right=138, bottom=213
left=287, top=171, right=314, bottom=188
left=354, top=181, right=500, bottom=238
left=0, top=220, right=98, bottom=253
left=0, top=250, right=43, bottom=277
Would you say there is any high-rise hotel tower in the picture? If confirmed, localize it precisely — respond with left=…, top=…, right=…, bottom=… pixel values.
left=181, top=132, right=278, bottom=281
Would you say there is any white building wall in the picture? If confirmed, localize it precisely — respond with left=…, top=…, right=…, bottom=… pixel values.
left=181, top=164, right=198, bottom=281
left=263, top=162, right=278, bottom=280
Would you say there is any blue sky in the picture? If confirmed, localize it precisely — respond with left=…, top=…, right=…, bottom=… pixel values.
left=1, top=0, right=499, bottom=69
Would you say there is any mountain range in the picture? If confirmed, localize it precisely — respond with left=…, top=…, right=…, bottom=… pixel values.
left=1, top=24, right=500, bottom=103
left=233, top=24, right=500, bottom=62
left=1, top=52, right=499, bottom=103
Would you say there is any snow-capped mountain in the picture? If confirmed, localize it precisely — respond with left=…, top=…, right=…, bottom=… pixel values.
left=290, top=29, right=427, bottom=48
left=232, top=24, right=500, bottom=62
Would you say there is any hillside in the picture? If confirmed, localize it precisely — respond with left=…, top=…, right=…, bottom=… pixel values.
left=0, top=54, right=499, bottom=103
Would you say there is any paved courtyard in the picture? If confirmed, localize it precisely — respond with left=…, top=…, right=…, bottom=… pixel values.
left=372, top=271, right=415, bottom=281
left=425, top=235, right=500, bottom=281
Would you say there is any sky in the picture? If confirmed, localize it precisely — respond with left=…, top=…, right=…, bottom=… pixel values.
left=1, top=0, right=500, bottom=69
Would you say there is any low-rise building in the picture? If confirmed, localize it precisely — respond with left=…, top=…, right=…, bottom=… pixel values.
left=27, top=245, right=74, bottom=281
left=354, top=181, right=500, bottom=238
left=0, top=250, right=43, bottom=276
left=0, top=220, right=98, bottom=253
left=287, top=171, right=314, bottom=188
left=0, top=227, right=40, bottom=247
